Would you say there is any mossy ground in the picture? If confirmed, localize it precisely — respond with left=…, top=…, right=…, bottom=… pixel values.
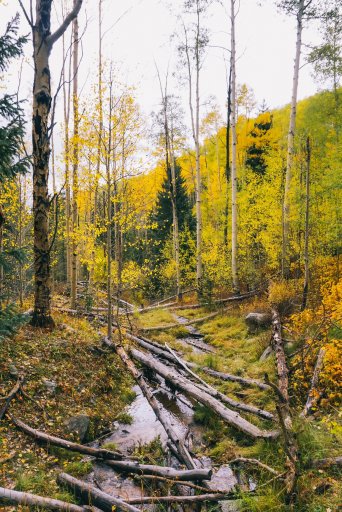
left=0, top=309, right=133, bottom=503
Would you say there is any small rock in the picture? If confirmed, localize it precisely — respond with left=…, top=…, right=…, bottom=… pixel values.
left=245, top=312, right=272, bottom=333
left=9, top=364, right=19, bottom=378
left=64, top=414, right=90, bottom=442
left=42, top=378, right=57, bottom=393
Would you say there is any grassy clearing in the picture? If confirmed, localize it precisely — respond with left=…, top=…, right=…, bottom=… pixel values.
left=0, top=310, right=133, bottom=501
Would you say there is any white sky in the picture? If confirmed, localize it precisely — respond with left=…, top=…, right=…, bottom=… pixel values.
left=2, top=0, right=323, bottom=169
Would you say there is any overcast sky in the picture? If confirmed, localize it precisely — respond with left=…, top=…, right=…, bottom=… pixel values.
left=2, top=0, right=323, bottom=169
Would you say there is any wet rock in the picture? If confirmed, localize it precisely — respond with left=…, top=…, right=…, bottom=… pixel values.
left=64, top=414, right=90, bottom=442
left=245, top=312, right=272, bottom=332
left=42, top=378, right=57, bottom=393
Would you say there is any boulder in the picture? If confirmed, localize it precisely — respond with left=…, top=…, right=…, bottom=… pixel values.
left=64, top=414, right=90, bottom=442
left=245, top=312, right=272, bottom=332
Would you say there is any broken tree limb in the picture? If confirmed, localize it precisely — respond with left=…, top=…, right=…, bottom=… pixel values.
left=196, top=366, right=271, bottom=391
left=126, top=493, right=240, bottom=504
left=300, top=347, right=325, bottom=417
left=271, top=310, right=290, bottom=412
left=102, top=336, right=197, bottom=470
left=10, top=415, right=124, bottom=461
left=0, top=486, right=87, bottom=512
left=130, top=348, right=278, bottom=439
left=0, top=375, right=24, bottom=420
left=140, top=311, right=220, bottom=333
left=57, top=473, right=141, bottom=512
left=228, top=458, right=280, bottom=476
left=165, top=344, right=274, bottom=421
left=131, top=474, right=224, bottom=493
left=104, top=460, right=211, bottom=481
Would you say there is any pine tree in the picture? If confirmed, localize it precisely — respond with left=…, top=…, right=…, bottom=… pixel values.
left=0, top=14, right=29, bottom=340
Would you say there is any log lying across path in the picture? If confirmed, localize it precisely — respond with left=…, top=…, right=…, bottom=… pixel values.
left=140, top=311, right=220, bottom=333
left=105, top=460, right=211, bottom=481
left=0, top=486, right=88, bottom=512
left=126, top=493, right=240, bottom=505
left=128, top=333, right=273, bottom=420
left=170, top=291, right=258, bottom=311
left=164, top=344, right=274, bottom=421
left=128, top=332, right=270, bottom=391
left=103, top=337, right=198, bottom=470
left=57, top=473, right=141, bottom=512
left=130, top=348, right=278, bottom=439
left=11, top=415, right=125, bottom=461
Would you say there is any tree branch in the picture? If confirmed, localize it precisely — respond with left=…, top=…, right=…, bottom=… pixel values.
left=47, top=0, right=83, bottom=48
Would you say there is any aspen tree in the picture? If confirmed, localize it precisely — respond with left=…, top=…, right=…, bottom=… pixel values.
left=18, top=0, right=83, bottom=327
left=71, top=1, right=79, bottom=309
left=230, top=0, right=239, bottom=292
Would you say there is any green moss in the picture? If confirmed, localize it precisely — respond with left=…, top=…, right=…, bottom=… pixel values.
left=63, top=460, right=93, bottom=477
left=116, top=411, right=134, bottom=424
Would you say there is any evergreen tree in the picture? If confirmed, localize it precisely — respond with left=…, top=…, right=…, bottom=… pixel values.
left=0, top=14, right=29, bottom=340
left=151, top=162, right=195, bottom=257
left=245, top=113, right=273, bottom=175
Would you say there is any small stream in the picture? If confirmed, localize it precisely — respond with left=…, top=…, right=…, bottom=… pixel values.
left=88, top=314, right=241, bottom=510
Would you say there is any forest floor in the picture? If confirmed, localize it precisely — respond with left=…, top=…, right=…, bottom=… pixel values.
left=0, top=295, right=341, bottom=511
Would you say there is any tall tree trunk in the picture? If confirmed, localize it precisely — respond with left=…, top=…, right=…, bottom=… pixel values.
left=195, top=2, right=202, bottom=288
left=0, top=204, right=4, bottom=301
left=89, top=0, right=103, bottom=291
left=18, top=176, right=24, bottom=307
left=282, top=0, right=304, bottom=278
left=230, top=0, right=239, bottom=292
left=26, top=0, right=83, bottom=327
left=223, top=66, right=232, bottom=248
left=106, top=82, right=114, bottom=340
left=71, top=5, right=79, bottom=309
left=62, top=31, right=72, bottom=285
left=301, top=136, right=310, bottom=311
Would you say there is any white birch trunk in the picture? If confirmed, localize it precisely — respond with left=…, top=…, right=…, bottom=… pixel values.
left=283, top=0, right=305, bottom=278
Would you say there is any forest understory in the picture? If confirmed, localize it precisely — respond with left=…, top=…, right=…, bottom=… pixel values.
left=0, top=289, right=341, bottom=512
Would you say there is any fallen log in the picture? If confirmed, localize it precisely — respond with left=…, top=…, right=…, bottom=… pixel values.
left=193, top=366, right=271, bottom=391
left=126, top=493, right=239, bottom=504
left=140, top=311, right=220, bottom=333
left=103, top=336, right=197, bottom=470
left=300, top=347, right=325, bottom=417
left=57, top=473, right=140, bottom=512
left=11, top=415, right=124, bottom=461
left=128, top=333, right=269, bottom=391
left=131, top=474, right=222, bottom=493
left=170, top=291, right=258, bottom=311
left=137, top=301, right=178, bottom=314
left=165, top=344, right=274, bottom=421
left=271, top=310, right=298, bottom=505
left=0, top=376, right=24, bottom=420
left=130, top=348, right=278, bottom=439
left=0, top=486, right=87, bottom=512
left=105, top=460, right=211, bottom=481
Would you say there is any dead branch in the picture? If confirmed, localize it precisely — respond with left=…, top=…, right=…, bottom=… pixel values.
left=140, top=311, right=219, bottom=332
left=126, top=493, right=240, bottom=504
left=11, top=415, right=124, bottom=461
left=228, top=457, right=280, bottom=475
left=57, top=473, right=140, bottom=512
left=105, top=460, right=211, bottom=481
left=309, top=456, right=342, bottom=468
left=0, top=376, right=24, bottom=420
left=300, top=347, right=325, bottom=417
left=0, top=486, right=88, bottom=511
